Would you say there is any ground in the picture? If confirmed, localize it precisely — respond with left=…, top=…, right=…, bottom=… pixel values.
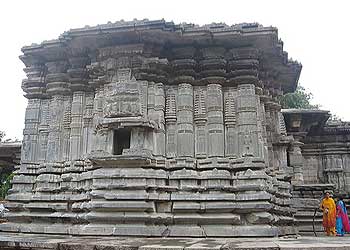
left=2, top=233, right=350, bottom=250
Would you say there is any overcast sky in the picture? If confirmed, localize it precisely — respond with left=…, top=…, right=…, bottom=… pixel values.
left=1, top=0, right=349, bottom=140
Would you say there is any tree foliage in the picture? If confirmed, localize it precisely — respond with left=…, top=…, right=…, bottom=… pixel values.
left=0, top=131, right=19, bottom=143
left=0, top=131, right=5, bottom=142
left=280, top=86, right=319, bottom=109
left=0, top=173, right=13, bottom=200
left=0, top=130, right=15, bottom=199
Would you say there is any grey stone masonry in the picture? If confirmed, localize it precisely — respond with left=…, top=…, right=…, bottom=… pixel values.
left=283, top=109, right=350, bottom=235
left=2, top=19, right=301, bottom=237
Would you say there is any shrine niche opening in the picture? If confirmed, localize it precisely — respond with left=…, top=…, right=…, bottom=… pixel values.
left=113, top=128, right=131, bottom=155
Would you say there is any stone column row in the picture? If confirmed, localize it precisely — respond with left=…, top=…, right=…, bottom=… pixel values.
left=21, top=56, right=94, bottom=164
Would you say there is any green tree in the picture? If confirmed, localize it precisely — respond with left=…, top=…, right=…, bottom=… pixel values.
left=280, top=86, right=319, bottom=109
left=0, top=173, right=14, bottom=199
left=0, top=130, right=15, bottom=199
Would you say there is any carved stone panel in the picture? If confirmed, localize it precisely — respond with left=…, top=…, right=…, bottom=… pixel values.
left=103, top=69, right=145, bottom=118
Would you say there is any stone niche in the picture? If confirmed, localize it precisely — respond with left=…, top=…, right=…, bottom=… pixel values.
left=93, top=66, right=155, bottom=160
left=2, top=19, right=302, bottom=237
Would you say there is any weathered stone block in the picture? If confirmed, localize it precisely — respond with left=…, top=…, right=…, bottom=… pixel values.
left=246, top=212, right=274, bottom=224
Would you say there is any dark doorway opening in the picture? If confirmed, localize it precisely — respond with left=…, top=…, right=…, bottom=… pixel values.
left=113, top=128, right=131, bottom=155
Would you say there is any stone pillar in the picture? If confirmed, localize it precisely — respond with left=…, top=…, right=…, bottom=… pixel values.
left=198, top=47, right=226, bottom=159
left=148, top=82, right=156, bottom=120
left=207, top=84, right=224, bottom=157
left=194, top=86, right=207, bottom=158
left=37, top=99, right=50, bottom=162
left=70, top=91, right=85, bottom=160
left=154, top=82, right=166, bottom=157
left=68, top=56, right=91, bottom=157
left=264, top=99, right=273, bottom=170
left=165, top=87, right=177, bottom=158
left=45, top=61, right=70, bottom=162
left=256, top=87, right=269, bottom=163
left=176, top=83, right=194, bottom=157
left=289, top=139, right=304, bottom=184
left=92, top=86, right=107, bottom=152
left=236, top=84, right=260, bottom=157
left=267, top=96, right=283, bottom=173
left=224, top=87, right=238, bottom=157
left=82, top=92, right=94, bottom=156
left=21, top=61, right=47, bottom=164
left=228, top=49, right=262, bottom=159
left=61, top=95, right=72, bottom=161
left=22, top=99, right=41, bottom=163
left=147, top=82, right=157, bottom=156
left=46, top=95, right=63, bottom=162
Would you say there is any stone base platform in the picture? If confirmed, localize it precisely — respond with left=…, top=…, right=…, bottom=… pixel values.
left=1, top=233, right=350, bottom=250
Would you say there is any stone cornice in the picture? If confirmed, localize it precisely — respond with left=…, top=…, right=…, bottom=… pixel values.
left=20, top=19, right=302, bottom=97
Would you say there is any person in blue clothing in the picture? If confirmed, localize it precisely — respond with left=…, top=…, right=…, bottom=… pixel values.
left=335, top=196, right=350, bottom=236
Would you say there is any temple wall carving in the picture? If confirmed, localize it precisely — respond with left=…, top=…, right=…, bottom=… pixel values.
left=3, top=20, right=303, bottom=237
left=279, top=109, right=350, bottom=235
left=302, top=142, right=350, bottom=192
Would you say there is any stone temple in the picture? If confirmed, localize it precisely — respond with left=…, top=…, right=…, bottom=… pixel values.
left=1, top=19, right=306, bottom=237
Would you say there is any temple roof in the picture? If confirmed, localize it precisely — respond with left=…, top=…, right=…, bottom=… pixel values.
left=20, top=19, right=302, bottom=93
left=0, top=142, right=21, bottom=167
left=282, top=109, right=330, bottom=134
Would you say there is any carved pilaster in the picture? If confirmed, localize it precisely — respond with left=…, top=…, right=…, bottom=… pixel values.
left=67, top=55, right=91, bottom=158
left=228, top=48, right=262, bottom=159
left=38, top=99, right=50, bottom=162
left=92, top=86, right=106, bottom=152
left=46, top=95, right=65, bottom=162
left=237, top=84, right=259, bottom=157
left=207, top=84, right=224, bottom=157
left=165, top=87, right=177, bottom=158
left=198, top=47, right=226, bottom=158
left=82, top=92, right=94, bottom=156
left=22, top=99, right=41, bottom=163
left=147, top=82, right=156, bottom=120
left=153, top=82, right=166, bottom=157
left=224, top=87, right=238, bottom=158
left=323, top=155, right=346, bottom=192
left=194, top=86, right=207, bottom=158
left=176, top=83, right=194, bottom=157
left=21, top=59, right=47, bottom=164
left=70, top=91, right=85, bottom=160
left=264, top=101, right=274, bottom=170
left=61, top=96, right=72, bottom=161
left=289, top=139, right=304, bottom=184
left=45, top=60, right=70, bottom=162
left=256, top=87, right=269, bottom=164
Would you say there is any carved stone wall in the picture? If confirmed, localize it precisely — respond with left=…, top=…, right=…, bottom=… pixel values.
left=2, top=20, right=302, bottom=237
left=302, top=130, right=350, bottom=193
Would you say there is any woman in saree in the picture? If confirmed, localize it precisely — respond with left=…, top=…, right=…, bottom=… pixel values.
left=336, top=196, right=350, bottom=236
left=320, top=192, right=336, bottom=236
